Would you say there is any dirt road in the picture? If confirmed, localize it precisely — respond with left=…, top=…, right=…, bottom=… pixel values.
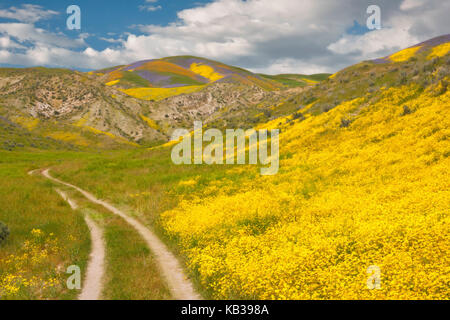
left=42, top=169, right=201, bottom=300
left=54, top=188, right=105, bottom=300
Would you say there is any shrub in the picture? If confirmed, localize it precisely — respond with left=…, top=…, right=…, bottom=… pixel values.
left=0, top=221, right=9, bottom=245
left=293, top=112, right=305, bottom=121
left=263, top=109, right=272, bottom=118
left=402, top=105, right=412, bottom=116
left=399, top=72, right=408, bottom=85
left=340, top=118, right=352, bottom=128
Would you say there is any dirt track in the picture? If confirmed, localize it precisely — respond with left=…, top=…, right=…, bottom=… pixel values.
left=42, top=169, right=201, bottom=300
left=54, top=188, right=105, bottom=300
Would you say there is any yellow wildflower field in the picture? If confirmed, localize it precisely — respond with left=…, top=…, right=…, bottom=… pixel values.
left=161, top=82, right=450, bottom=299
left=190, top=63, right=224, bottom=82
left=120, top=86, right=204, bottom=101
left=0, top=230, right=62, bottom=298
left=428, top=43, right=450, bottom=59
left=389, top=46, right=422, bottom=62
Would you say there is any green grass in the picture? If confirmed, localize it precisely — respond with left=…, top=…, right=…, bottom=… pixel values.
left=259, top=73, right=331, bottom=87
left=46, top=147, right=263, bottom=298
left=61, top=189, right=172, bottom=300
left=0, top=149, right=174, bottom=300
left=120, top=71, right=152, bottom=88
left=103, top=219, right=171, bottom=300
left=162, top=72, right=206, bottom=86
left=0, top=151, right=91, bottom=300
left=259, top=74, right=307, bottom=87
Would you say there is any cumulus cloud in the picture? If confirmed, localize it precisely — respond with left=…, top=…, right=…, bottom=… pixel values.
left=108, top=0, right=450, bottom=73
left=0, top=23, right=86, bottom=49
left=0, top=4, right=58, bottom=23
left=328, top=0, right=450, bottom=62
left=0, top=0, right=449, bottom=73
left=0, top=35, right=25, bottom=49
left=400, top=0, right=425, bottom=11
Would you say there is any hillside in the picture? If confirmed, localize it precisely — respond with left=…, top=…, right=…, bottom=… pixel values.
left=259, top=73, right=331, bottom=87
left=42, top=34, right=450, bottom=300
left=147, top=35, right=450, bottom=300
left=93, top=56, right=284, bottom=95
left=158, top=77, right=449, bottom=300
left=0, top=35, right=448, bottom=151
left=1, top=34, right=449, bottom=301
left=264, top=34, right=450, bottom=121
left=0, top=67, right=165, bottom=148
left=0, top=58, right=329, bottom=149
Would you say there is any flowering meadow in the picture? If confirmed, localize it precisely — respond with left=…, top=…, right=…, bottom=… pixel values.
left=160, top=81, right=450, bottom=299
left=0, top=229, right=65, bottom=299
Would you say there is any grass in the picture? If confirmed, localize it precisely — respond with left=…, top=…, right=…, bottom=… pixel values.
left=60, top=188, right=172, bottom=300
left=103, top=219, right=171, bottom=300
left=259, top=73, right=331, bottom=87
left=46, top=147, right=270, bottom=298
left=120, top=71, right=152, bottom=88
left=0, top=149, right=173, bottom=300
left=1, top=44, right=448, bottom=300
left=0, top=151, right=91, bottom=300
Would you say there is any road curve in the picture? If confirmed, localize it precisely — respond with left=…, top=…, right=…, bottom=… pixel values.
left=42, top=169, right=201, bottom=300
left=54, top=188, right=105, bottom=300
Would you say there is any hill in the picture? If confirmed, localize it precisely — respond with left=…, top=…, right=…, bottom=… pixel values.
left=259, top=73, right=331, bottom=87
left=1, top=34, right=449, bottom=300
left=0, top=59, right=323, bottom=149
left=93, top=56, right=284, bottom=97
left=44, top=34, right=450, bottom=300
left=102, top=34, right=450, bottom=299
left=0, top=67, right=165, bottom=148
left=265, top=34, right=450, bottom=121
left=0, top=35, right=448, bottom=150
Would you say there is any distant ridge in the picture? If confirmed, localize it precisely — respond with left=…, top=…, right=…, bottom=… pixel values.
left=92, top=56, right=282, bottom=92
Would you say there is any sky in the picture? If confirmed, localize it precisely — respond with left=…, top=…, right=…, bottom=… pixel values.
left=0, top=0, right=449, bottom=74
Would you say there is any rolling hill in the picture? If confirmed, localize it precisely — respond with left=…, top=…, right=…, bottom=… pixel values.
left=0, top=34, right=449, bottom=301
left=93, top=56, right=284, bottom=96
left=0, top=58, right=326, bottom=150
left=38, top=34, right=449, bottom=300
left=0, top=35, right=448, bottom=151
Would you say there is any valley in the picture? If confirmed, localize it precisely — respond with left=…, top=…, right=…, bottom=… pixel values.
left=0, top=34, right=449, bottom=300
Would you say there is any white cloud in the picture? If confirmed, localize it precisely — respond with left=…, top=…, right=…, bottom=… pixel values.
left=139, top=0, right=162, bottom=12
left=0, top=23, right=86, bottom=49
left=0, top=0, right=449, bottom=73
left=327, top=27, right=420, bottom=60
left=0, top=4, right=58, bottom=23
left=251, top=58, right=330, bottom=75
left=400, top=0, right=424, bottom=11
left=328, top=0, right=450, bottom=62
left=139, top=5, right=162, bottom=12
left=0, top=35, right=25, bottom=49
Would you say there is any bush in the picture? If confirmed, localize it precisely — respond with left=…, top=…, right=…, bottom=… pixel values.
left=402, top=105, right=412, bottom=116
left=340, top=118, right=352, bottom=128
left=0, top=221, right=9, bottom=245
left=263, top=109, right=272, bottom=118
left=293, top=112, right=305, bottom=121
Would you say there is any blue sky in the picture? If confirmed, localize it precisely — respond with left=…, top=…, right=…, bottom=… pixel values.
left=0, top=0, right=213, bottom=50
left=0, top=0, right=448, bottom=73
